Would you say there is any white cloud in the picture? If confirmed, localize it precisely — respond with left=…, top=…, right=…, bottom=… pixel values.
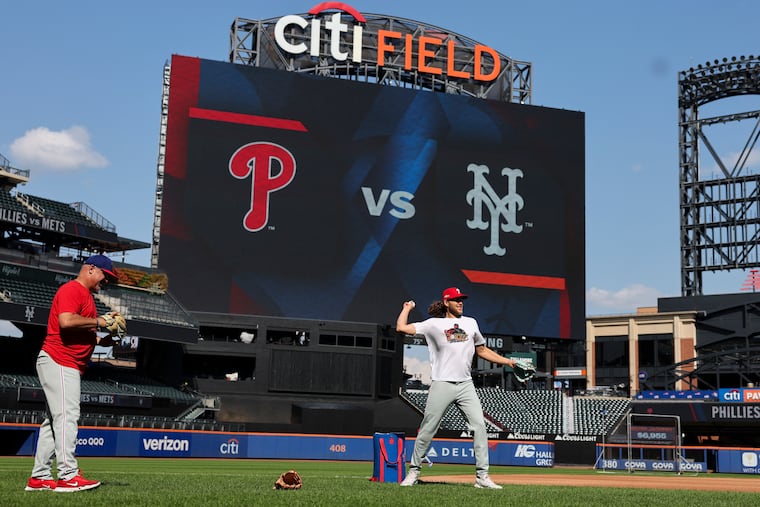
left=726, top=148, right=760, bottom=172
left=699, top=148, right=760, bottom=179
left=586, top=283, right=663, bottom=314
left=9, top=126, right=108, bottom=171
left=403, top=354, right=431, bottom=385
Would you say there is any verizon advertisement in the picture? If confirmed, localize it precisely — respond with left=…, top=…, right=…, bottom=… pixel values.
left=159, top=55, right=585, bottom=338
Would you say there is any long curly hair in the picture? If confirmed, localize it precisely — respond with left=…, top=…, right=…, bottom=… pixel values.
left=427, top=300, right=446, bottom=318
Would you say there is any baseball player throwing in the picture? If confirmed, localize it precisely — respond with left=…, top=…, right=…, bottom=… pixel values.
left=396, top=287, right=518, bottom=489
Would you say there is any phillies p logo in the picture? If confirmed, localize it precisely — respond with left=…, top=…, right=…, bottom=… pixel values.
left=229, top=142, right=297, bottom=231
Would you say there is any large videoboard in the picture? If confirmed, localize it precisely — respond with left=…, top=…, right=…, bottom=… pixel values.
left=159, top=55, right=585, bottom=339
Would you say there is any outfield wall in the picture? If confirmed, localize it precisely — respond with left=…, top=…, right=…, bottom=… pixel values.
left=4, top=423, right=758, bottom=474
left=2, top=423, right=552, bottom=467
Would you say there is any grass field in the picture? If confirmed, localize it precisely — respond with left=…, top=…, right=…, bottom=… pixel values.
left=2, top=457, right=759, bottom=506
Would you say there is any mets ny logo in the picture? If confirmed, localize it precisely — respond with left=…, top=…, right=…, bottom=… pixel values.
left=466, top=163, right=524, bottom=256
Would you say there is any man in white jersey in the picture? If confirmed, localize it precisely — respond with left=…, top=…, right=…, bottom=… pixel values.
left=396, top=287, right=518, bottom=489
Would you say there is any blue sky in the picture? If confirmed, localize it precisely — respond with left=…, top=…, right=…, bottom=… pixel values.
left=1, top=0, right=759, bottom=319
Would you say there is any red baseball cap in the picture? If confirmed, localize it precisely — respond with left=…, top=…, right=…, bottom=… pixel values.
left=442, top=287, right=468, bottom=301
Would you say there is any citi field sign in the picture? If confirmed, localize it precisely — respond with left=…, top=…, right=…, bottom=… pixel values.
left=273, top=2, right=502, bottom=82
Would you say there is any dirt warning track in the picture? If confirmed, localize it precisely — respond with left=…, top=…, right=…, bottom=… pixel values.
left=421, top=472, right=760, bottom=492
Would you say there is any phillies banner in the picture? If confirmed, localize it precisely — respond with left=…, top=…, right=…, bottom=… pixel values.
left=159, top=55, right=585, bottom=339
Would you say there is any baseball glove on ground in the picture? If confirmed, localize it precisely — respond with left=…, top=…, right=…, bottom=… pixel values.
left=513, top=359, right=536, bottom=383
left=100, top=312, right=127, bottom=339
left=273, top=470, right=302, bottom=490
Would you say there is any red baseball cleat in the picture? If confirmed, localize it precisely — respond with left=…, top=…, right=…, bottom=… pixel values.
left=55, top=474, right=101, bottom=492
left=24, top=477, right=57, bottom=491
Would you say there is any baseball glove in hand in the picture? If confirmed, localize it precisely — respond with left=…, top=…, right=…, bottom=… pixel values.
left=100, top=312, right=127, bottom=339
left=513, top=359, right=536, bottom=383
left=273, top=470, right=302, bottom=490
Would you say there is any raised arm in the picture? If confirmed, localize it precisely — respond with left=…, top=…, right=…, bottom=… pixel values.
left=396, top=300, right=418, bottom=335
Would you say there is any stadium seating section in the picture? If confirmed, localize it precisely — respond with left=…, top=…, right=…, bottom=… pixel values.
left=96, top=284, right=195, bottom=328
left=20, top=193, right=113, bottom=231
left=0, top=258, right=196, bottom=328
left=0, top=170, right=212, bottom=432
left=0, top=370, right=240, bottom=431
left=0, top=189, right=27, bottom=214
left=0, top=370, right=195, bottom=403
left=402, top=388, right=630, bottom=436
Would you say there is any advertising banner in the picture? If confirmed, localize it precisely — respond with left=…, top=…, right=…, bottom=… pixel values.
left=716, top=449, right=760, bottom=474
left=718, top=388, right=760, bottom=403
left=12, top=425, right=552, bottom=466
left=75, top=428, right=118, bottom=456
left=595, top=459, right=706, bottom=473
left=409, top=438, right=553, bottom=467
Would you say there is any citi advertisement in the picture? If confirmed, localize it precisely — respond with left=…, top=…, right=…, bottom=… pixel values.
left=160, top=55, right=585, bottom=339
left=193, top=434, right=247, bottom=458
left=718, top=388, right=760, bottom=403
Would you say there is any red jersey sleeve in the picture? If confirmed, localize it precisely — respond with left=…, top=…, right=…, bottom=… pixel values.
left=41, top=280, right=98, bottom=373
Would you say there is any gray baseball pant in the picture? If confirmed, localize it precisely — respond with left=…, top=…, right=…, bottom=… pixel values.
left=30, top=351, right=81, bottom=481
left=407, top=379, right=489, bottom=477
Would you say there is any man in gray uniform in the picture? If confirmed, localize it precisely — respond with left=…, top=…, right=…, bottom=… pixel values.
left=396, top=287, right=517, bottom=489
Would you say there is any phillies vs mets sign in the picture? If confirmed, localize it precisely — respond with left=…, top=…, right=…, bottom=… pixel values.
left=273, top=2, right=502, bottom=82
left=159, top=44, right=584, bottom=338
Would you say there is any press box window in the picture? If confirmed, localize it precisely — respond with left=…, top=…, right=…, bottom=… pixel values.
left=266, top=329, right=310, bottom=346
left=318, top=334, right=372, bottom=348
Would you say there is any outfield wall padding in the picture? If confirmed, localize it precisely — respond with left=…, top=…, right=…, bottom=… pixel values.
left=1, top=423, right=552, bottom=466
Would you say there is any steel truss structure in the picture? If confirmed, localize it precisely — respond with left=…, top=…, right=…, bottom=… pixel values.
left=150, top=63, right=170, bottom=269
left=679, top=55, right=760, bottom=296
left=229, top=12, right=532, bottom=104
left=642, top=345, right=760, bottom=391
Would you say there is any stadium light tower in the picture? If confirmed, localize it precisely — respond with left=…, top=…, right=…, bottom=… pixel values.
left=679, top=55, right=760, bottom=296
